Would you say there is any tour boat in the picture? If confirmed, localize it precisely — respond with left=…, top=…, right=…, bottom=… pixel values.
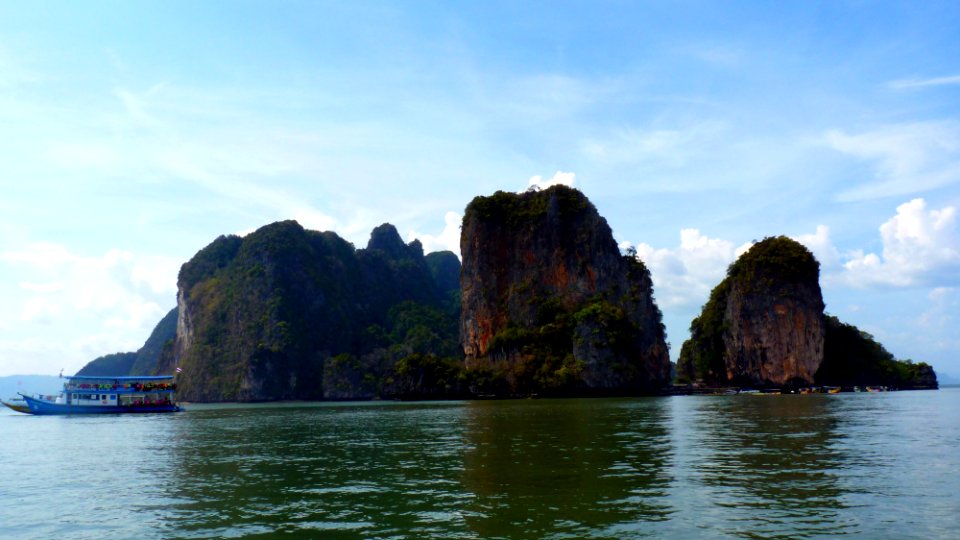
left=13, top=375, right=181, bottom=415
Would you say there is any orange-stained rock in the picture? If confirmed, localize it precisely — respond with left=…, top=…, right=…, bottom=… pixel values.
left=460, top=186, right=670, bottom=395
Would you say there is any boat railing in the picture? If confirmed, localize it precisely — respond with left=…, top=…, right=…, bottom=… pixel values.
left=64, top=383, right=176, bottom=392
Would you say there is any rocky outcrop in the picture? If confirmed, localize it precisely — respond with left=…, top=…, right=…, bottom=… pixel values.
left=460, top=186, right=671, bottom=395
left=678, top=236, right=825, bottom=388
left=158, top=221, right=461, bottom=402
left=816, top=315, right=938, bottom=389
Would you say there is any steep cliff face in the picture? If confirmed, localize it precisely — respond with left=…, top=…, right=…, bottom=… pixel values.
left=678, top=236, right=825, bottom=387
left=160, top=220, right=460, bottom=401
left=460, top=186, right=670, bottom=395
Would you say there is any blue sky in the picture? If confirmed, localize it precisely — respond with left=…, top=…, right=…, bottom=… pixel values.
left=1, top=1, right=958, bottom=380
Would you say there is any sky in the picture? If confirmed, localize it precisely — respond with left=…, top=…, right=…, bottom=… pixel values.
left=1, top=1, right=958, bottom=381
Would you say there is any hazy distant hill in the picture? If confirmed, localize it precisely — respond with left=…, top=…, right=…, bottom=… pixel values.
left=0, top=375, right=62, bottom=398
left=75, top=352, right=138, bottom=377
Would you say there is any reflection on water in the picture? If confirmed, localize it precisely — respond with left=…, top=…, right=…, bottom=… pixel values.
left=673, top=396, right=852, bottom=538
left=1, top=390, right=958, bottom=539
left=461, top=398, right=672, bottom=538
left=164, top=402, right=475, bottom=539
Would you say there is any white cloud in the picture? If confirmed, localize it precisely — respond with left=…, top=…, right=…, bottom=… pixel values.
left=20, top=297, right=63, bottom=323
left=130, top=256, right=181, bottom=295
left=629, top=228, right=750, bottom=309
left=524, top=171, right=576, bottom=192
left=408, top=211, right=462, bottom=257
left=626, top=201, right=958, bottom=310
left=794, top=225, right=841, bottom=270
left=20, top=281, right=65, bottom=293
left=825, top=122, right=960, bottom=201
left=293, top=208, right=338, bottom=233
left=837, top=199, right=959, bottom=287
left=888, top=74, right=960, bottom=90
left=0, top=243, right=179, bottom=375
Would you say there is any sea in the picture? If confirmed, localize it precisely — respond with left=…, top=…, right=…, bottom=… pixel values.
left=1, top=388, right=958, bottom=539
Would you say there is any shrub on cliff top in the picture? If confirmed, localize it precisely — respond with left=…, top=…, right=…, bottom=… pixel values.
left=727, top=235, right=820, bottom=285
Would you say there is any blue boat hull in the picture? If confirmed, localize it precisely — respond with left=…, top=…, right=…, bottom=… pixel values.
left=20, top=394, right=180, bottom=415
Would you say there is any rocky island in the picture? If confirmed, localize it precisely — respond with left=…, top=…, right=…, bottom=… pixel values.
left=77, top=189, right=937, bottom=399
left=678, top=236, right=937, bottom=390
left=460, top=185, right=671, bottom=395
left=152, top=220, right=463, bottom=401
left=677, top=236, right=826, bottom=388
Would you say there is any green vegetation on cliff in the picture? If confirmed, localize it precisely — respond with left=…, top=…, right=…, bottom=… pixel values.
left=727, top=234, right=820, bottom=287
left=678, top=280, right=731, bottom=384
left=166, top=220, right=464, bottom=401
left=815, top=315, right=938, bottom=389
left=75, top=352, right=138, bottom=377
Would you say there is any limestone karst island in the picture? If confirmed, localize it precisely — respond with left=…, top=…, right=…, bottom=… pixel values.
left=75, top=186, right=937, bottom=400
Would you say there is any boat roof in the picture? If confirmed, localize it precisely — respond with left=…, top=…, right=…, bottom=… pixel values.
left=65, top=375, right=176, bottom=381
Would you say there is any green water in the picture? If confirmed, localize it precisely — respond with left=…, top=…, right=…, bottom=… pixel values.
left=2, top=390, right=958, bottom=539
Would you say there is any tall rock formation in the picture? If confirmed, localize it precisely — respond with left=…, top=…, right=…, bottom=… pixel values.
left=460, top=186, right=671, bottom=395
left=678, top=236, right=825, bottom=387
left=158, top=220, right=461, bottom=401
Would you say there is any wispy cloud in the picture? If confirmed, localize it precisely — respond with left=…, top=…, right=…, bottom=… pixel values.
left=580, top=122, right=727, bottom=168
left=825, top=122, right=960, bottom=201
left=887, top=74, right=960, bottom=90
